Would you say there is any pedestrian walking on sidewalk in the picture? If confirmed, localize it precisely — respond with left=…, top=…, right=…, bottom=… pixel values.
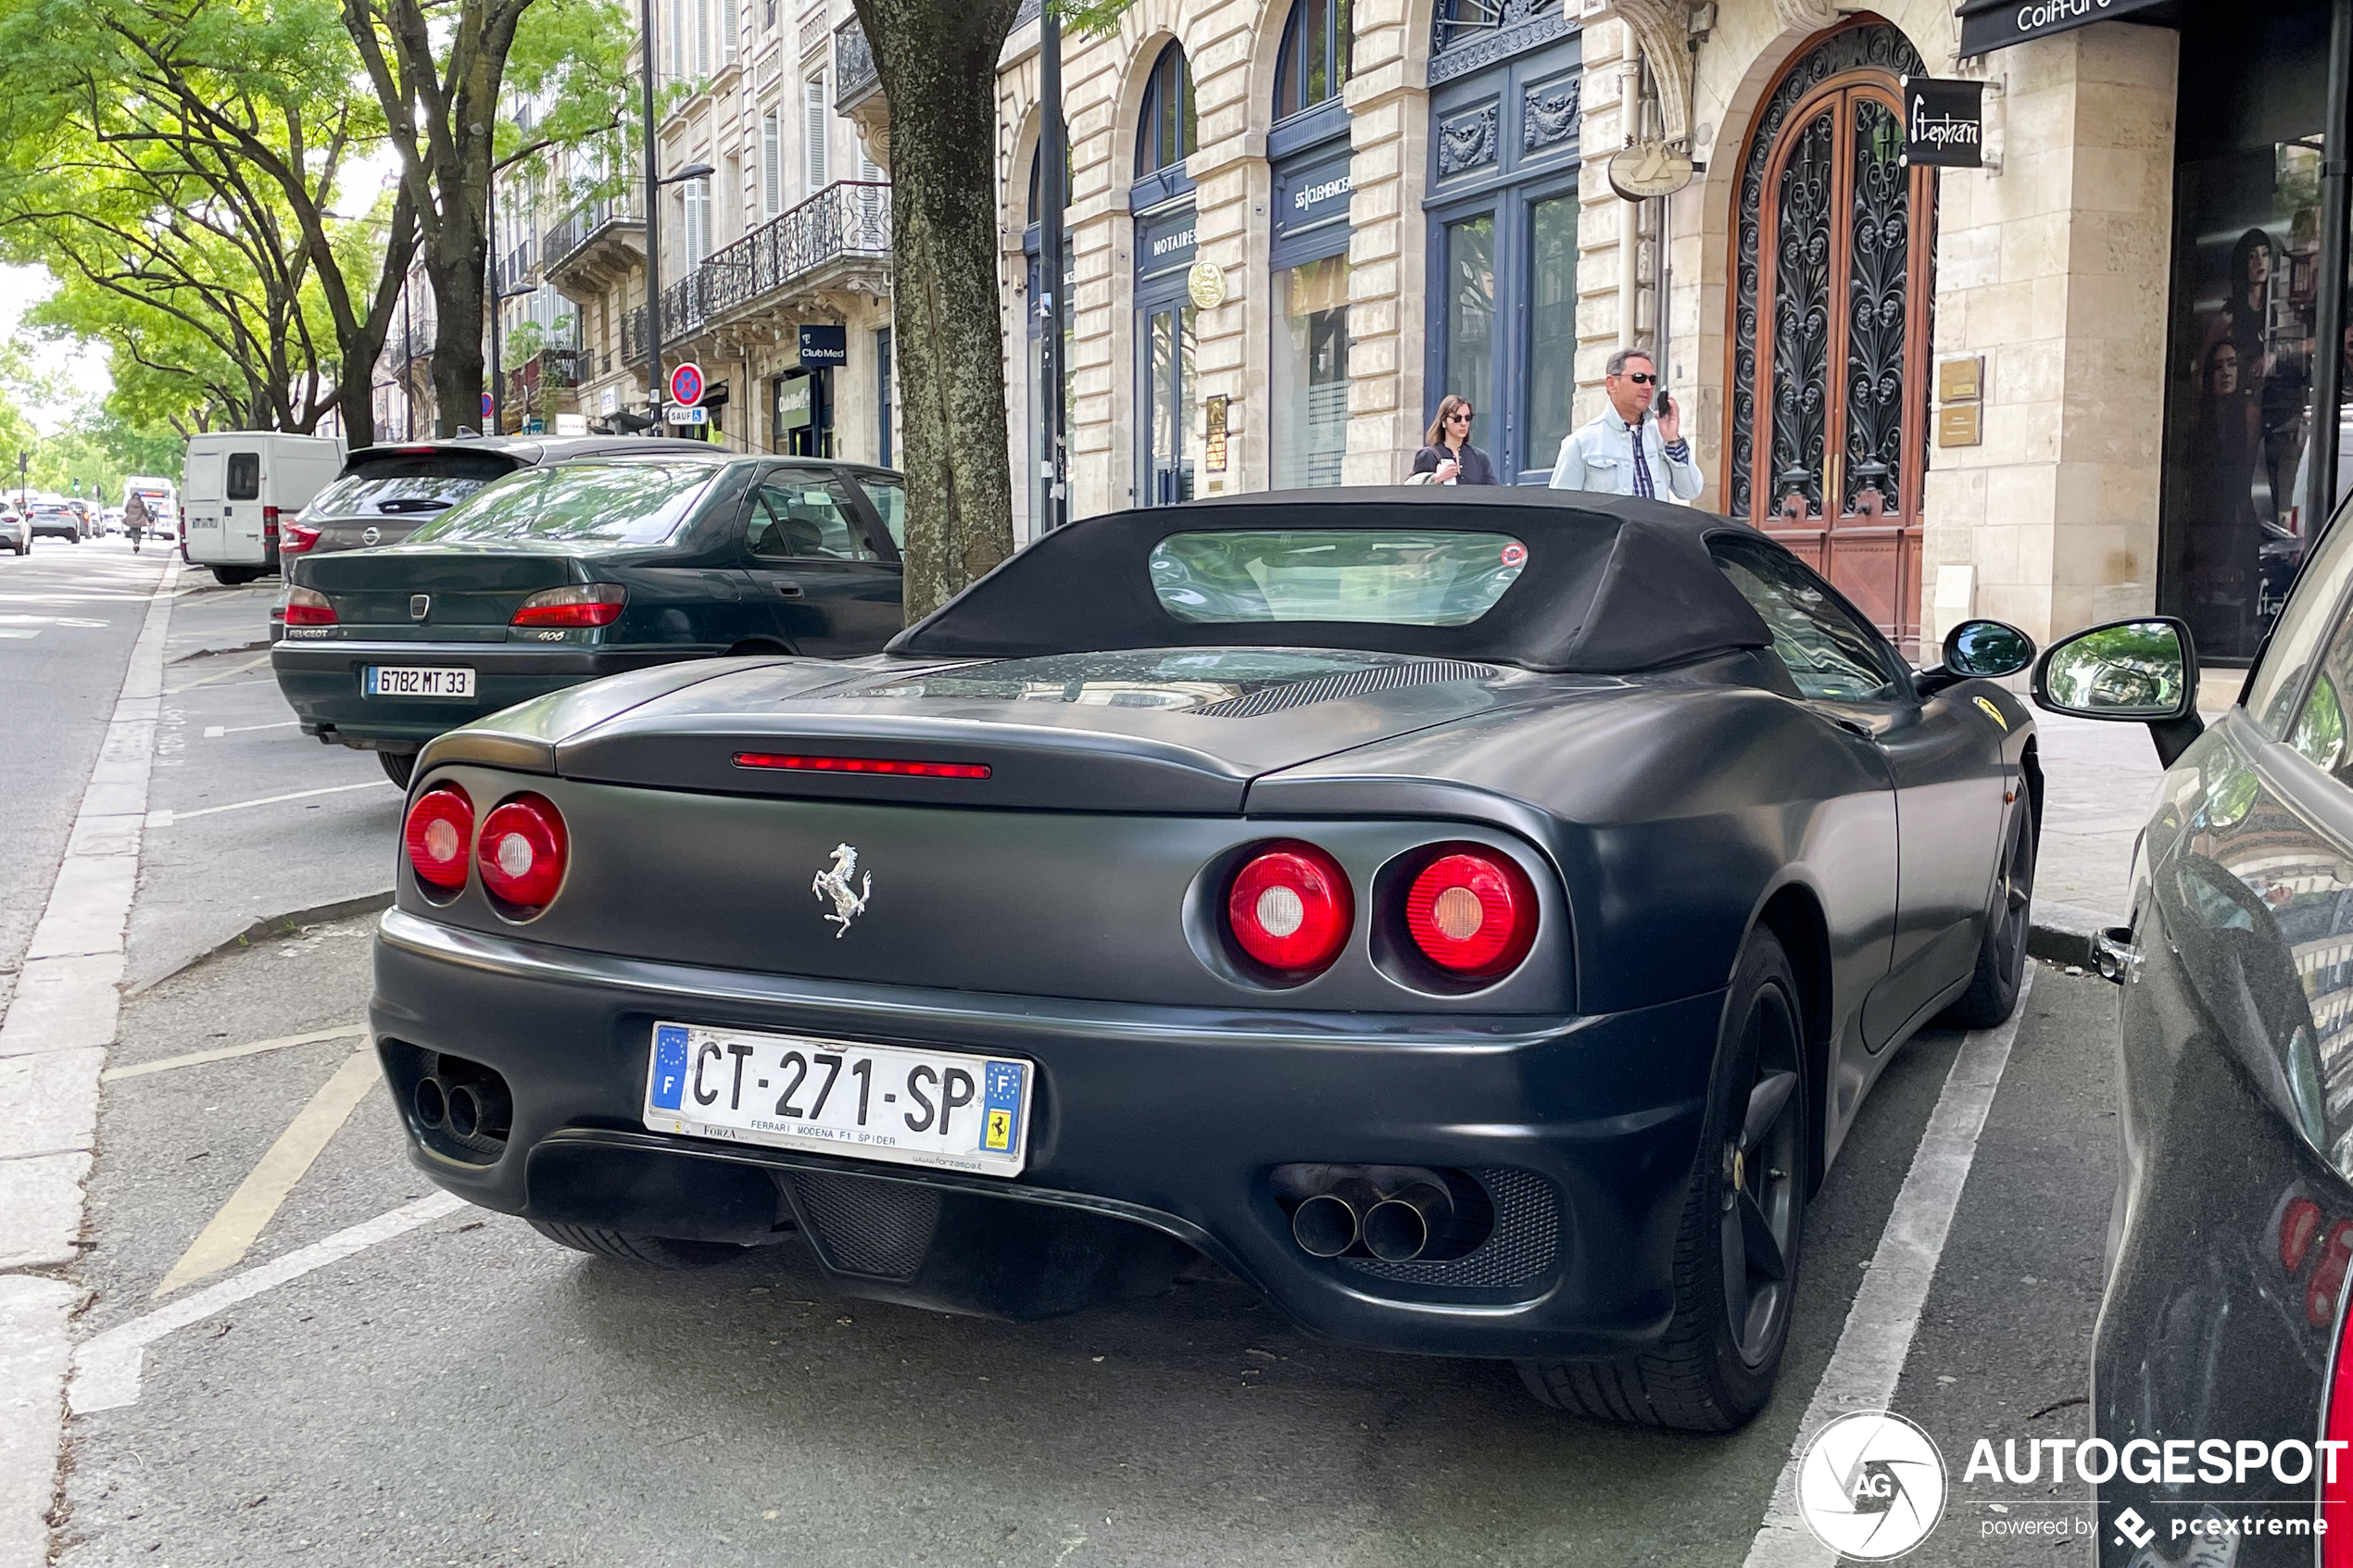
left=1550, top=347, right=1704, bottom=502
left=124, top=489, right=149, bottom=553
left=1410, top=395, right=1500, bottom=485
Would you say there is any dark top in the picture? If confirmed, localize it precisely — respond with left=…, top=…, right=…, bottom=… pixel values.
left=890, top=489, right=1773, bottom=674
left=1411, top=443, right=1501, bottom=485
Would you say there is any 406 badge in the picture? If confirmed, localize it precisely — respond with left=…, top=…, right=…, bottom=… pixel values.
left=1796, top=1410, right=1949, bottom=1559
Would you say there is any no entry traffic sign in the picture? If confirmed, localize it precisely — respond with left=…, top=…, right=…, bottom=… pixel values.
left=668, top=362, right=704, bottom=408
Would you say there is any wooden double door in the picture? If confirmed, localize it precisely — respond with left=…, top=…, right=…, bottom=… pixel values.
left=1727, top=23, right=1935, bottom=651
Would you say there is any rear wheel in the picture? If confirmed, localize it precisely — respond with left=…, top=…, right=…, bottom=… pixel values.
left=1518, top=929, right=1806, bottom=1431
left=1938, top=809, right=2035, bottom=1030
left=378, top=751, right=417, bottom=789
left=527, top=1220, right=749, bottom=1269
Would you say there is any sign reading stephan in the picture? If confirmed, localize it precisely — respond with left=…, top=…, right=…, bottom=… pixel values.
left=1900, top=77, right=1984, bottom=168
left=1956, top=0, right=2172, bottom=57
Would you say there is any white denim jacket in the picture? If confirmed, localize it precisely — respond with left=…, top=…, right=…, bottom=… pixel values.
left=1548, top=409, right=1705, bottom=501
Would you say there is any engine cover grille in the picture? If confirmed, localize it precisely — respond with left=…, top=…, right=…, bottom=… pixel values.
left=787, top=1172, right=943, bottom=1280
left=1341, top=1168, right=1558, bottom=1289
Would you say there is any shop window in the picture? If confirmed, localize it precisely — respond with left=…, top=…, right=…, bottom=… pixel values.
left=1275, top=0, right=1351, bottom=121
left=1136, top=43, right=1197, bottom=179
left=1274, top=254, right=1352, bottom=488
left=2159, top=3, right=2347, bottom=661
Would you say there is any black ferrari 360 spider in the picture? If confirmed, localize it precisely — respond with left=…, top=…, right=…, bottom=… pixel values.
left=370, top=489, right=2040, bottom=1431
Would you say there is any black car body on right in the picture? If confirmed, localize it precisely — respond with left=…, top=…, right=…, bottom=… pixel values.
left=2060, top=515, right=2353, bottom=1562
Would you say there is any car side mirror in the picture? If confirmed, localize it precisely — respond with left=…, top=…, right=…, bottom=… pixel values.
left=2031, top=615, right=2205, bottom=767
left=1915, top=618, right=2035, bottom=696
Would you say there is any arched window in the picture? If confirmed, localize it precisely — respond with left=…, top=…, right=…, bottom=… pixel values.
left=1135, top=43, right=1197, bottom=179
left=1274, top=0, right=1350, bottom=121
left=1026, top=130, right=1073, bottom=227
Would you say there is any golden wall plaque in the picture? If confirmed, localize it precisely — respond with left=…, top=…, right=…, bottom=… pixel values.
left=1937, top=405, right=1982, bottom=447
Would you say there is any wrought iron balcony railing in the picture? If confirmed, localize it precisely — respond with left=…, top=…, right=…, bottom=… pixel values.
left=542, top=195, right=645, bottom=274
left=834, top=17, right=878, bottom=113
left=658, top=180, right=890, bottom=341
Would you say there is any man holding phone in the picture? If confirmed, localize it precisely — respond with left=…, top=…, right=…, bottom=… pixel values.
left=1549, top=346, right=1704, bottom=501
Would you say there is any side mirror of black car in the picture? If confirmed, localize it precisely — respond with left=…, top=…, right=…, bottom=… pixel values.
left=1915, top=618, right=2035, bottom=696
left=2030, top=615, right=2205, bottom=767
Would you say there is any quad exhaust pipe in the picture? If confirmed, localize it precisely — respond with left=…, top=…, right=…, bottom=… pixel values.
left=1288, top=1172, right=1459, bottom=1262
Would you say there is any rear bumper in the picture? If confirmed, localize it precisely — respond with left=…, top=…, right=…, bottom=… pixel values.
left=272, top=639, right=713, bottom=749
left=371, top=906, right=1724, bottom=1359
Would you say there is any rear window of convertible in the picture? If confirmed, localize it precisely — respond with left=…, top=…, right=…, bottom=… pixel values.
left=1149, top=530, right=1528, bottom=626
left=410, top=461, right=718, bottom=547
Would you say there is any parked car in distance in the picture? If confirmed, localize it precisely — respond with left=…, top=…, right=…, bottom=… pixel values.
left=183, top=432, right=344, bottom=584
left=27, top=501, right=82, bottom=545
left=272, top=450, right=908, bottom=785
left=0, top=508, right=28, bottom=555
left=269, top=436, right=701, bottom=640
left=370, top=491, right=2043, bottom=1433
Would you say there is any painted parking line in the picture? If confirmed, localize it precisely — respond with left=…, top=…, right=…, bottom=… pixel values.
left=101, top=1027, right=364, bottom=1084
left=69, top=1191, right=468, bottom=1415
left=146, top=780, right=396, bottom=828
left=199, top=720, right=297, bottom=738
left=1742, top=968, right=2037, bottom=1568
left=152, top=1047, right=384, bottom=1297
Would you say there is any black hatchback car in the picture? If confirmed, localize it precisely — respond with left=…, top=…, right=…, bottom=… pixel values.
left=273, top=451, right=906, bottom=784
left=2044, top=513, right=2353, bottom=1559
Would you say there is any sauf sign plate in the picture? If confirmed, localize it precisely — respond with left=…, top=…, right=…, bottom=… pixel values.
left=1900, top=77, right=1984, bottom=169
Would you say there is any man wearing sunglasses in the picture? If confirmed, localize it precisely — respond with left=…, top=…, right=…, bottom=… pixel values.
left=1548, top=346, right=1704, bottom=501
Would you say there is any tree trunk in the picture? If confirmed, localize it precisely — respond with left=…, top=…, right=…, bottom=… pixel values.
left=429, top=212, right=489, bottom=435
left=853, top=0, right=1023, bottom=621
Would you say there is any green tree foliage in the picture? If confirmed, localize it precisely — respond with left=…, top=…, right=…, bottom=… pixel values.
left=0, top=0, right=415, bottom=441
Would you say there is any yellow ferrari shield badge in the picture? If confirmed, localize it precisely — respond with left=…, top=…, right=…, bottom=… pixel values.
left=985, top=1108, right=1013, bottom=1151
left=1973, top=696, right=2009, bottom=732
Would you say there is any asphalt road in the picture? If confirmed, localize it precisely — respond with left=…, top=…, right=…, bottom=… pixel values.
left=3, top=548, right=2130, bottom=1565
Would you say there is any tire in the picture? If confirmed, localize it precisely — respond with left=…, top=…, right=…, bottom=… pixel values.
left=211, top=565, right=256, bottom=586
left=378, top=750, right=418, bottom=789
left=527, top=1220, right=747, bottom=1269
left=1518, top=929, right=1807, bottom=1432
left=1938, top=809, right=2036, bottom=1030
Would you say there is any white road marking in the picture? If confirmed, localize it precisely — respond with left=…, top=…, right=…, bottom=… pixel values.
left=200, top=721, right=296, bottom=738
left=101, top=1027, right=365, bottom=1083
left=1742, top=968, right=2036, bottom=1568
left=153, top=1048, right=384, bottom=1296
left=147, top=779, right=396, bottom=828
left=69, top=1192, right=468, bottom=1414
left=0, top=629, right=39, bottom=639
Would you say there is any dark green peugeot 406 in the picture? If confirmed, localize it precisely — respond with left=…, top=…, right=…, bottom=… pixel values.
left=272, top=450, right=907, bottom=785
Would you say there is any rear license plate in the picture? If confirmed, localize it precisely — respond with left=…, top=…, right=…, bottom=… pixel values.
left=643, top=1022, right=1033, bottom=1177
left=364, top=666, right=475, bottom=698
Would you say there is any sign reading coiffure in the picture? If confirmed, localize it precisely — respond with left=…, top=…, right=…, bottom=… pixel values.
left=1956, top=0, right=2171, bottom=57
left=1900, top=77, right=1984, bottom=168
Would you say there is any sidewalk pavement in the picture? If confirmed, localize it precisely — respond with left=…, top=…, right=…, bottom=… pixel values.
left=2025, top=671, right=2238, bottom=963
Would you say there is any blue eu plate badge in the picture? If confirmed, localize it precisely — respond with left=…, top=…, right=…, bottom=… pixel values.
left=650, top=1025, right=689, bottom=1111
left=982, top=1060, right=1025, bottom=1153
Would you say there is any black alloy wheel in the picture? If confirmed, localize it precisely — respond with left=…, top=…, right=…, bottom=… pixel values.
left=1723, top=990, right=1803, bottom=1368
left=1940, top=808, right=2035, bottom=1029
left=1519, top=928, right=1807, bottom=1430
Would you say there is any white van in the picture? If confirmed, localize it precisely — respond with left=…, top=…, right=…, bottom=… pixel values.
left=182, top=433, right=345, bottom=585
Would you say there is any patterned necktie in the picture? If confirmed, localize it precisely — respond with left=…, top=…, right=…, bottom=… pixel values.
left=1629, top=421, right=1655, bottom=499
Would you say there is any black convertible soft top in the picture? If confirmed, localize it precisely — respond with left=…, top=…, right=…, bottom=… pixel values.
left=889, top=488, right=1775, bottom=674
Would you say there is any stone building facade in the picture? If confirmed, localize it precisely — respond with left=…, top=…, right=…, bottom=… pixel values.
left=990, top=0, right=2254, bottom=659
left=541, top=0, right=902, bottom=467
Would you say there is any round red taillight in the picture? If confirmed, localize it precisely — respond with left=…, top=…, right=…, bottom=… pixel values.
left=1403, top=849, right=1539, bottom=978
left=402, top=785, right=473, bottom=891
left=476, top=795, right=569, bottom=909
left=1227, top=842, right=1353, bottom=976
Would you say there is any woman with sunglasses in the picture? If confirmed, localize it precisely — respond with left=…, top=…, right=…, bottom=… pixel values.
left=1410, top=395, right=1501, bottom=485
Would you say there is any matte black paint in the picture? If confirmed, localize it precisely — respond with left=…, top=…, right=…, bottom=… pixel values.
left=371, top=501, right=2032, bottom=1352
